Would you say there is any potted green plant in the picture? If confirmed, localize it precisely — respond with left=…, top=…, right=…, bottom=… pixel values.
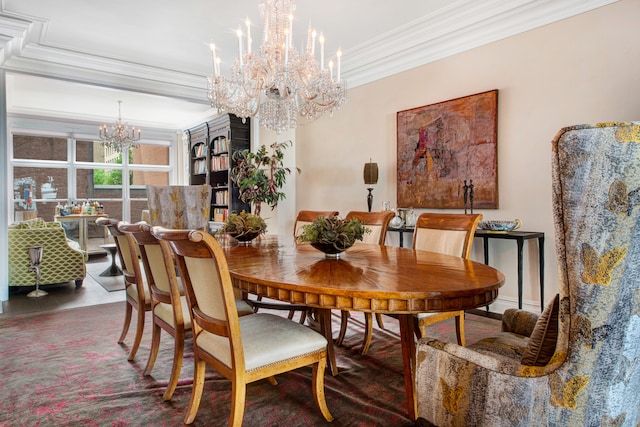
left=231, top=141, right=299, bottom=217
left=220, top=211, right=267, bottom=243
left=296, top=216, right=369, bottom=258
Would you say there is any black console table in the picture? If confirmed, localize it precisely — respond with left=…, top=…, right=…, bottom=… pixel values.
left=474, top=230, right=545, bottom=311
left=387, top=225, right=415, bottom=248
left=388, top=226, right=545, bottom=311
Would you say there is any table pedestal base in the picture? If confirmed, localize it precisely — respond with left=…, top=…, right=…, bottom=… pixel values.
left=99, top=244, right=122, bottom=277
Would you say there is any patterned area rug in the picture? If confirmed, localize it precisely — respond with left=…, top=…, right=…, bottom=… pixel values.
left=0, top=303, right=501, bottom=426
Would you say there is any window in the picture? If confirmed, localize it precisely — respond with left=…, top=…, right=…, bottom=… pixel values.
left=10, top=126, right=176, bottom=223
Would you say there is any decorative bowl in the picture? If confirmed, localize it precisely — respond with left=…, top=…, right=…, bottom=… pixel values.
left=310, top=242, right=353, bottom=259
left=478, top=218, right=522, bottom=233
left=228, top=231, right=261, bottom=243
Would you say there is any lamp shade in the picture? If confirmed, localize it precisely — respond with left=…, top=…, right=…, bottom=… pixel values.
left=363, top=162, right=379, bottom=185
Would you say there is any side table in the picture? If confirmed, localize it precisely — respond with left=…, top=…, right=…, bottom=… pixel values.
left=387, top=225, right=415, bottom=248
left=474, top=230, right=545, bottom=311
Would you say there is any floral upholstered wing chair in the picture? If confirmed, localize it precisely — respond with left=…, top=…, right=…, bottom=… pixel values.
left=415, top=122, right=640, bottom=426
left=146, top=185, right=212, bottom=230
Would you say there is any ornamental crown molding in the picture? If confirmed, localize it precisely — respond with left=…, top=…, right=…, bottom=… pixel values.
left=0, top=0, right=620, bottom=99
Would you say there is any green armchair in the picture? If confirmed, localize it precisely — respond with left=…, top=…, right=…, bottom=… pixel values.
left=415, top=122, right=640, bottom=426
left=8, top=217, right=86, bottom=288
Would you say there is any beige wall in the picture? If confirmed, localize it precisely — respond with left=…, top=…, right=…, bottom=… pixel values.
left=294, top=0, right=640, bottom=313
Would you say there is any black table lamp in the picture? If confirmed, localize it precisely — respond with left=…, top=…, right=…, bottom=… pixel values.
left=363, top=160, right=379, bottom=212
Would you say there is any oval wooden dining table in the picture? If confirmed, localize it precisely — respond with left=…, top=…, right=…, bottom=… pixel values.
left=222, top=235, right=505, bottom=421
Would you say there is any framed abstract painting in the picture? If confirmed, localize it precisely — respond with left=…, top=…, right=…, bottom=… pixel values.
left=397, top=89, right=498, bottom=209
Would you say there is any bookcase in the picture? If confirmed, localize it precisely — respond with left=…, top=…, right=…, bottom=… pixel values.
left=187, top=114, right=251, bottom=223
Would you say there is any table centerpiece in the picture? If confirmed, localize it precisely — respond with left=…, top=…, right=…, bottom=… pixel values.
left=296, top=216, right=369, bottom=259
left=220, top=211, right=267, bottom=243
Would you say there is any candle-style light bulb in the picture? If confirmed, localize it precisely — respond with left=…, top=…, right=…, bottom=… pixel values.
left=288, top=13, right=293, bottom=45
left=284, top=29, right=289, bottom=67
left=319, top=32, right=325, bottom=71
left=328, top=60, right=334, bottom=81
left=245, top=18, right=251, bottom=54
left=237, top=28, right=243, bottom=69
left=210, top=43, right=217, bottom=75
left=336, top=48, right=342, bottom=82
left=311, top=29, right=317, bottom=55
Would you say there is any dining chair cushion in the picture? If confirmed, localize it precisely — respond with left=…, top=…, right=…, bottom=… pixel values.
left=362, top=224, right=384, bottom=245
left=236, top=299, right=256, bottom=317
left=126, top=281, right=151, bottom=303
left=294, top=221, right=313, bottom=238
left=154, top=297, right=193, bottom=329
left=145, top=244, right=172, bottom=293
left=196, top=313, right=328, bottom=371
left=413, top=228, right=468, bottom=257
left=520, top=293, right=560, bottom=366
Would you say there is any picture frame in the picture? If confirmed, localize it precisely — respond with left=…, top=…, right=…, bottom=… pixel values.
left=396, top=89, right=498, bottom=209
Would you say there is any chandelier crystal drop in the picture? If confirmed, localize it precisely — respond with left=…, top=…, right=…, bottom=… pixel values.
left=99, top=100, right=141, bottom=153
left=207, top=0, right=347, bottom=133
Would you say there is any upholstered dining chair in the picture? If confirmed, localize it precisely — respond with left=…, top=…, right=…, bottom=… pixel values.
left=151, top=226, right=334, bottom=426
left=413, top=212, right=482, bottom=346
left=294, top=210, right=340, bottom=237
left=415, top=122, right=640, bottom=426
left=397, top=213, right=483, bottom=346
left=249, top=209, right=341, bottom=322
left=289, top=210, right=341, bottom=326
left=96, top=218, right=151, bottom=361
left=120, top=222, right=255, bottom=401
left=336, top=210, right=394, bottom=354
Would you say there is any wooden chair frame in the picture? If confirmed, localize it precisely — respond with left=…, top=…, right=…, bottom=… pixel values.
left=336, top=210, right=394, bottom=354
left=409, top=213, right=482, bottom=345
left=96, top=218, right=151, bottom=361
left=151, top=227, right=333, bottom=426
left=120, top=221, right=189, bottom=401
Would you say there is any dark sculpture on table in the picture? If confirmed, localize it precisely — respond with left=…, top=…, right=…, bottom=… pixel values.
left=463, top=179, right=474, bottom=214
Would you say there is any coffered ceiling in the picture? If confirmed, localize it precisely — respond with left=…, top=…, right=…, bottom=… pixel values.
left=0, top=0, right=618, bottom=128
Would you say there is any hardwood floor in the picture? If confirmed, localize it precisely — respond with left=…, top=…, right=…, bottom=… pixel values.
left=1, top=255, right=124, bottom=317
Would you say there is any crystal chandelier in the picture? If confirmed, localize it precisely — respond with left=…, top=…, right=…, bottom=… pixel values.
left=207, top=0, right=347, bottom=133
left=99, top=100, right=141, bottom=153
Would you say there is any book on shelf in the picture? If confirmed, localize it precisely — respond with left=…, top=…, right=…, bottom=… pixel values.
left=211, top=153, right=229, bottom=171
left=214, top=189, right=229, bottom=205
left=212, top=136, right=229, bottom=154
left=213, top=208, right=228, bottom=222
left=193, top=159, right=207, bottom=175
left=193, top=142, right=206, bottom=157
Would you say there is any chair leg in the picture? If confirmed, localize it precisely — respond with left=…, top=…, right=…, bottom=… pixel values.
left=163, top=327, right=185, bottom=401
left=335, top=311, right=350, bottom=346
left=375, top=313, right=385, bottom=329
left=184, top=358, right=207, bottom=425
left=298, top=309, right=307, bottom=325
left=143, top=321, right=162, bottom=376
left=312, top=358, right=334, bottom=422
left=361, top=312, right=374, bottom=355
left=118, top=301, right=133, bottom=344
left=127, top=306, right=145, bottom=361
left=229, top=379, right=247, bottom=427
left=455, top=311, right=466, bottom=347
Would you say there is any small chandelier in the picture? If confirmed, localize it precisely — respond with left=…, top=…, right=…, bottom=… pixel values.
left=207, top=0, right=347, bottom=133
left=99, top=100, right=141, bottom=153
